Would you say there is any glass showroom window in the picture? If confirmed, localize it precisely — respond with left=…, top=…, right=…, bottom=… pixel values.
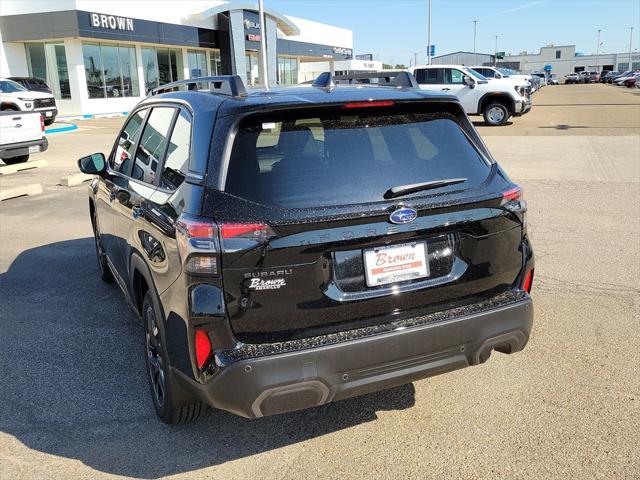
left=187, top=50, right=208, bottom=78
left=25, top=42, right=71, bottom=99
left=82, top=42, right=140, bottom=99
left=210, top=50, right=222, bottom=75
left=277, top=56, right=299, bottom=85
left=141, top=47, right=184, bottom=92
left=245, top=51, right=259, bottom=85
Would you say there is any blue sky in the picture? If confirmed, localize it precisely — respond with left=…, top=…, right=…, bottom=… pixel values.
left=267, top=0, right=640, bottom=66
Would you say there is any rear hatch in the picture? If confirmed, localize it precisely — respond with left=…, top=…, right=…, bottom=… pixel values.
left=0, top=112, right=42, bottom=146
left=205, top=101, right=525, bottom=343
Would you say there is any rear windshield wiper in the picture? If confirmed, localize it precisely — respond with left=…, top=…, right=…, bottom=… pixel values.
left=384, top=178, right=467, bottom=199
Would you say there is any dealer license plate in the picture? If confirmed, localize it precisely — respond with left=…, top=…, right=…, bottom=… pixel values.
left=363, top=242, right=429, bottom=287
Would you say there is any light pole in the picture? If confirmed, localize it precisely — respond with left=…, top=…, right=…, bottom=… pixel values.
left=414, top=52, right=418, bottom=67
left=258, top=0, right=269, bottom=89
left=473, top=20, right=478, bottom=65
left=427, top=0, right=432, bottom=65
left=495, top=35, right=499, bottom=66
left=595, top=29, right=601, bottom=74
left=628, top=26, right=634, bottom=71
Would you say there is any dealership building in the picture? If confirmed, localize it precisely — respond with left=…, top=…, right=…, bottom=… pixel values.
left=0, top=0, right=372, bottom=115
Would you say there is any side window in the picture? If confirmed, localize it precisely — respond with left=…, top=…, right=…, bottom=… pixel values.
left=482, top=68, right=495, bottom=78
left=111, top=109, right=147, bottom=174
left=444, top=69, right=465, bottom=84
left=131, top=107, right=176, bottom=184
left=414, top=68, right=439, bottom=84
left=159, top=109, right=192, bottom=190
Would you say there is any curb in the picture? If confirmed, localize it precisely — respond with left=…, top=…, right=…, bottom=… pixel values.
left=0, top=159, right=48, bottom=175
left=45, top=123, right=78, bottom=134
left=58, top=111, right=128, bottom=121
left=0, top=183, right=43, bottom=201
left=59, top=172, right=93, bottom=187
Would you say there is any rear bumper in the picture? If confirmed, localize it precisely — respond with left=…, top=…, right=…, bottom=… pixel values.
left=35, top=108, right=57, bottom=120
left=0, top=137, right=48, bottom=159
left=177, top=295, right=533, bottom=418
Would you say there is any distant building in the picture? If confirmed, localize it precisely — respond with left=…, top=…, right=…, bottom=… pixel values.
left=501, top=45, right=640, bottom=76
left=431, top=51, right=495, bottom=66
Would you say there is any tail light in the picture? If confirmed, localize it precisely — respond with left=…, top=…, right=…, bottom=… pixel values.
left=40, top=114, right=45, bottom=133
left=220, top=223, right=275, bottom=240
left=501, top=185, right=522, bottom=204
left=194, top=329, right=212, bottom=369
left=175, top=214, right=219, bottom=276
left=522, top=269, right=534, bottom=293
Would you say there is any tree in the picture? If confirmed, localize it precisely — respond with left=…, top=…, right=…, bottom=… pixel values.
left=382, top=63, right=393, bottom=70
left=394, top=64, right=406, bottom=69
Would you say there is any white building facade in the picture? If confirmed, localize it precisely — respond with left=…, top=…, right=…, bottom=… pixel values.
left=0, top=0, right=365, bottom=115
left=500, top=45, right=640, bottom=77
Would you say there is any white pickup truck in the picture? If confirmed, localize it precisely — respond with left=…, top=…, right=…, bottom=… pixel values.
left=0, top=78, right=58, bottom=125
left=0, top=111, right=48, bottom=165
left=408, top=65, right=532, bottom=126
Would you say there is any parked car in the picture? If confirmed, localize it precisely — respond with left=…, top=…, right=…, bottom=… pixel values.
left=547, top=74, right=558, bottom=85
left=564, top=73, right=580, bottom=84
left=599, top=71, right=616, bottom=83
left=495, top=67, right=538, bottom=91
left=0, top=111, right=48, bottom=164
left=409, top=65, right=531, bottom=126
left=78, top=74, right=535, bottom=423
left=0, top=78, right=58, bottom=125
left=469, top=66, right=533, bottom=94
left=531, top=72, right=548, bottom=86
left=615, top=71, right=639, bottom=86
left=8, top=76, right=52, bottom=94
left=622, top=73, right=640, bottom=88
left=607, top=71, right=629, bottom=84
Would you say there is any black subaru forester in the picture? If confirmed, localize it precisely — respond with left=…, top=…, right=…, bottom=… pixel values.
left=79, top=74, right=534, bottom=423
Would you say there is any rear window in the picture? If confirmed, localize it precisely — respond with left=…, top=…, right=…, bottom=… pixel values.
left=225, top=108, right=490, bottom=208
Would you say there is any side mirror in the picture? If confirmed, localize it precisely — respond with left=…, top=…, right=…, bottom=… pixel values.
left=78, top=153, right=106, bottom=175
left=495, top=73, right=503, bottom=79
left=463, top=75, right=475, bottom=88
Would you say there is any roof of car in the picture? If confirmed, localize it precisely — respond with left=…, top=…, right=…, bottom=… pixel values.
left=141, top=84, right=461, bottom=117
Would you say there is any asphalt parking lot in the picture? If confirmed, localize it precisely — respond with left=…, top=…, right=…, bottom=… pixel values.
left=0, top=84, right=639, bottom=479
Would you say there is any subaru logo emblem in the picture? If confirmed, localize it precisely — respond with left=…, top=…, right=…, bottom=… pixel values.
left=389, top=207, right=417, bottom=224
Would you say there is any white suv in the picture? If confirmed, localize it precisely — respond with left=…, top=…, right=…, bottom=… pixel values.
left=408, top=65, right=531, bottom=126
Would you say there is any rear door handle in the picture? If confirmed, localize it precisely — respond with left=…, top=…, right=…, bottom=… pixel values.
left=441, top=88, right=451, bottom=91
left=132, top=206, right=144, bottom=219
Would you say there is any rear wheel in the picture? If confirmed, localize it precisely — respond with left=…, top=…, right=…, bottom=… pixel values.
left=2, top=155, right=29, bottom=165
left=483, top=103, right=509, bottom=126
left=143, top=291, right=205, bottom=424
left=92, top=212, right=114, bottom=283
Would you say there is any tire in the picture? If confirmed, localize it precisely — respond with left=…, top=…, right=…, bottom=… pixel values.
left=483, top=102, right=509, bottom=126
left=143, top=291, right=205, bottom=424
left=44, top=118, right=55, bottom=126
left=92, top=211, right=114, bottom=283
left=2, top=154, right=29, bottom=165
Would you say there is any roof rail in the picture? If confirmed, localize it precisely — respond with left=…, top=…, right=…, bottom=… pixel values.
left=148, top=75, right=247, bottom=98
left=334, top=71, right=419, bottom=88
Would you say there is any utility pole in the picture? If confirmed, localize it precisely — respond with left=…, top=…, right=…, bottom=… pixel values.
left=595, top=29, right=601, bottom=74
left=427, top=0, right=432, bottom=65
left=414, top=52, right=418, bottom=67
left=495, top=35, right=499, bottom=66
left=258, top=0, right=269, bottom=89
left=628, top=27, right=634, bottom=71
left=473, top=20, right=478, bottom=65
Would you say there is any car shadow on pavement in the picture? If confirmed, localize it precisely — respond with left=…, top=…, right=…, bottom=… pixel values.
left=0, top=238, right=415, bottom=478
